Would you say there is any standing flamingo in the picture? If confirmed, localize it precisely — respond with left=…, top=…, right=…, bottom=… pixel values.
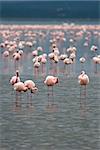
left=41, top=54, right=47, bottom=76
left=3, top=50, right=10, bottom=70
left=93, top=56, right=100, bottom=74
left=10, top=70, right=20, bottom=85
left=13, top=50, right=21, bottom=70
left=79, top=57, right=86, bottom=70
left=44, top=75, right=59, bottom=106
left=33, top=61, right=40, bottom=78
left=78, top=71, right=89, bottom=97
left=10, top=70, right=21, bottom=105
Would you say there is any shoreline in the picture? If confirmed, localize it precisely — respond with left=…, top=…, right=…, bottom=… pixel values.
left=0, top=24, right=100, bottom=30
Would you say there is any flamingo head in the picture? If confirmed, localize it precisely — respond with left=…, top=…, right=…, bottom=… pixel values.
left=24, top=87, right=28, bottom=92
left=31, top=86, right=38, bottom=93
left=81, top=71, right=85, bottom=75
left=55, top=77, right=59, bottom=84
left=16, top=50, right=19, bottom=53
left=16, top=70, right=19, bottom=77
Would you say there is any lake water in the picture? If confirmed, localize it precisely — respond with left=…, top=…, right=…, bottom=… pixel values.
left=0, top=22, right=100, bottom=150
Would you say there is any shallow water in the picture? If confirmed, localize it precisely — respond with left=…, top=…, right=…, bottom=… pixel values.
left=0, top=24, right=100, bottom=150
left=0, top=74, right=100, bottom=150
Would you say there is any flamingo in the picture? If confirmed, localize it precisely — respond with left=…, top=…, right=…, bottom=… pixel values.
left=79, top=57, right=86, bottom=70
left=33, top=61, right=40, bottom=77
left=63, top=58, right=73, bottom=75
left=90, top=45, right=98, bottom=52
left=10, top=70, right=20, bottom=85
left=93, top=56, right=100, bottom=74
left=24, top=80, right=38, bottom=93
left=3, top=50, right=9, bottom=57
left=3, top=50, right=10, bottom=69
left=78, top=71, right=89, bottom=97
left=53, top=54, right=59, bottom=75
left=13, top=82, right=28, bottom=107
left=44, top=75, right=59, bottom=106
left=79, top=57, right=86, bottom=63
left=41, top=54, right=47, bottom=76
left=13, top=50, right=21, bottom=70
left=14, top=82, right=28, bottom=92
left=32, top=50, right=38, bottom=57
left=24, top=80, right=38, bottom=106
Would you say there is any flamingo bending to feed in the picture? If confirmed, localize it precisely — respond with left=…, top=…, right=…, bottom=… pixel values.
left=14, top=82, right=28, bottom=92
left=13, top=82, right=28, bottom=107
left=24, top=80, right=38, bottom=93
left=24, top=80, right=38, bottom=106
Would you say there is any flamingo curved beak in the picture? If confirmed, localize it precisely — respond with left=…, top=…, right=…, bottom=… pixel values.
left=56, top=78, right=59, bottom=84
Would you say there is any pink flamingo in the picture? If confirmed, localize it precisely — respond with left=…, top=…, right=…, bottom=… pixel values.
left=53, top=54, right=59, bottom=75
left=79, top=57, right=86, bottom=70
left=41, top=54, right=47, bottom=76
left=10, top=70, right=21, bottom=105
left=78, top=71, right=89, bottom=97
left=33, top=61, right=40, bottom=78
left=59, top=54, right=67, bottom=73
left=44, top=75, right=59, bottom=106
left=24, top=80, right=38, bottom=106
left=63, top=58, right=73, bottom=75
left=14, top=82, right=28, bottom=92
left=32, top=50, right=38, bottom=57
left=3, top=50, right=9, bottom=57
left=93, top=56, right=100, bottom=74
left=10, top=70, right=20, bottom=85
left=13, top=50, right=21, bottom=70
left=3, top=50, right=10, bottom=69
left=13, top=82, right=28, bottom=107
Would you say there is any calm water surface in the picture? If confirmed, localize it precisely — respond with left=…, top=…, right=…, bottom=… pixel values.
left=0, top=23, right=100, bottom=150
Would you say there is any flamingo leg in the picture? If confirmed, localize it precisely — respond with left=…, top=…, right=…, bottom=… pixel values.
left=65, top=65, right=68, bottom=75
left=95, top=63, right=97, bottom=74
left=56, top=63, right=58, bottom=75
left=19, top=92, right=22, bottom=106
left=14, top=61, right=16, bottom=71
left=42, top=63, right=44, bottom=74
left=81, top=63, right=84, bottom=71
left=34, top=67, right=35, bottom=77
left=50, top=60, right=52, bottom=73
left=43, top=64, right=46, bottom=76
left=63, top=64, right=65, bottom=74
left=69, top=64, right=71, bottom=75
left=80, top=85, right=82, bottom=99
left=80, top=98, right=86, bottom=119
left=29, top=92, right=33, bottom=106
left=27, top=91, right=33, bottom=107
left=15, top=91, right=20, bottom=107
left=16, top=61, right=18, bottom=70
left=27, top=91, right=29, bottom=107
left=51, top=86, right=54, bottom=105
left=84, top=85, right=86, bottom=98
left=37, top=68, right=39, bottom=77
left=35, top=68, right=38, bottom=78
left=34, top=68, right=36, bottom=78
left=47, top=86, right=50, bottom=106
left=54, top=63, right=58, bottom=75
